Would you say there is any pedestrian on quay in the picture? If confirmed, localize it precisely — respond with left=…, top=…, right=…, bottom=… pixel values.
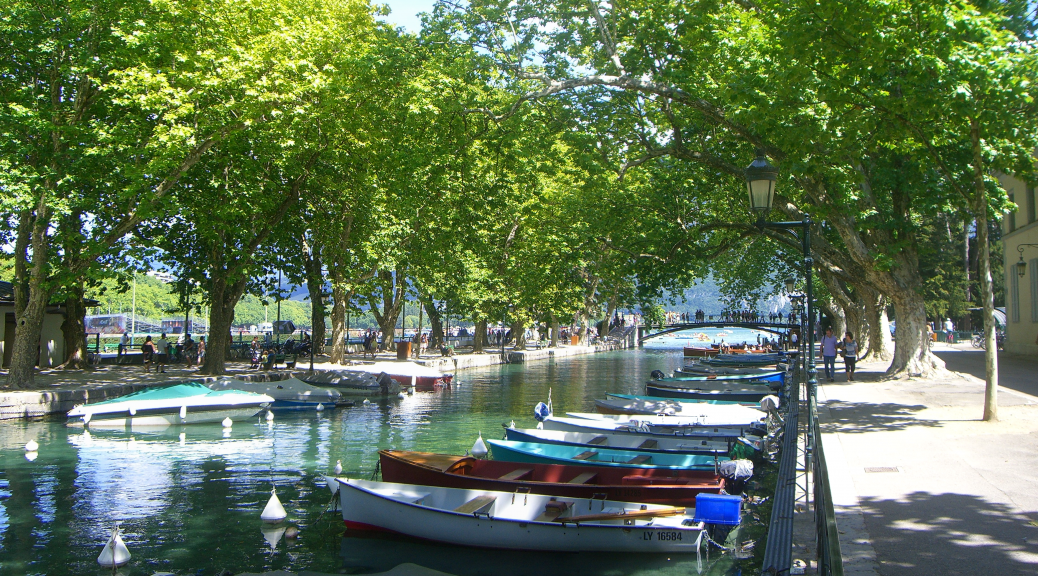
left=197, top=336, right=206, bottom=366
left=118, top=332, right=129, bottom=364
left=841, top=332, right=858, bottom=381
left=141, top=336, right=156, bottom=373
left=156, top=333, right=169, bottom=373
left=820, top=327, right=839, bottom=382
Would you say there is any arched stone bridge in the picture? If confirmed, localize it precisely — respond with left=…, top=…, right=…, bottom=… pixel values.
left=637, top=322, right=799, bottom=344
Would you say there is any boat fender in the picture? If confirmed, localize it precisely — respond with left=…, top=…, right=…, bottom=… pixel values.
left=759, top=395, right=781, bottom=412
left=261, top=487, right=288, bottom=523
left=179, top=405, right=187, bottom=420
left=534, top=402, right=552, bottom=422
left=650, top=370, right=666, bottom=380
left=97, top=524, right=131, bottom=567
left=472, top=433, right=489, bottom=458
left=129, top=406, right=136, bottom=416
left=718, top=459, right=754, bottom=481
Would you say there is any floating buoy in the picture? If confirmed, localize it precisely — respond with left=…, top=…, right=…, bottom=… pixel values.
left=362, top=398, right=370, bottom=405
left=333, top=460, right=342, bottom=475
left=266, top=410, right=275, bottom=422
left=397, top=392, right=406, bottom=400
left=316, top=403, right=325, bottom=412
left=260, top=487, right=288, bottom=523
left=222, top=417, right=233, bottom=428
left=97, top=524, right=131, bottom=567
left=471, top=433, right=488, bottom=458
left=25, top=440, right=38, bottom=452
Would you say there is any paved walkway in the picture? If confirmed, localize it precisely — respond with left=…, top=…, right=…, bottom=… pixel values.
left=817, top=343, right=1038, bottom=575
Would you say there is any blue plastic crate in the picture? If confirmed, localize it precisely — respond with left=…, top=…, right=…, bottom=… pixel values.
left=693, top=493, right=742, bottom=526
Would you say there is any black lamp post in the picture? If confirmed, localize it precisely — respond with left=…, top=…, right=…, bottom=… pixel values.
left=744, top=150, right=818, bottom=477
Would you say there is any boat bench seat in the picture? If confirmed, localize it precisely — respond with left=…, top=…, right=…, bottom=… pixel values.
left=567, top=472, right=597, bottom=484
left=637, top=439, right=659, bottom=449
left=626, top=455, right=652, bottom=465
left=454, top=495, right=496, bottom=515
left=572, top=451, right=598, bottom=461
left=587, top=436, right=608, bottom=445
left=498, top=468, right=533, bottom=481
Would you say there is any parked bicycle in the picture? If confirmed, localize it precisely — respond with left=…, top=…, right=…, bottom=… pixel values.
left=971, top=331, right=1005, bottom=350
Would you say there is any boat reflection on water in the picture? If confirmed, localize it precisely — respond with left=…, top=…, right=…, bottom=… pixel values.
left=339, top=530, right=735, bottom=576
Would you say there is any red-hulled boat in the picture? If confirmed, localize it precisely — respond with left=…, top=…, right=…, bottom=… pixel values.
left=378, top=450, right=724, bottom=506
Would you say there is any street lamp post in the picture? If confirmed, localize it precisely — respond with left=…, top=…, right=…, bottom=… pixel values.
left=744, top=150, right=818, bottom=481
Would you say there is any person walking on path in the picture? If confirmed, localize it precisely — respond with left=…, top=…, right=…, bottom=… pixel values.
left=197, top=336, right=206, bottom=366
left=156, top=333, right=169, bottom=373
left=841, top=331, right=858, bottom=381
left=118, top=332, right=129, bottom=364
left=821, top=327, right=839, bottom=382
left=141, top=336, right=156, bottom=373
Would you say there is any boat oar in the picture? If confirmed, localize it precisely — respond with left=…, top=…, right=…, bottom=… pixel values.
left=554, top=506, right=687, bottom=523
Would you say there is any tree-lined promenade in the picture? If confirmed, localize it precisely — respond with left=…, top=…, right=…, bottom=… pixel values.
left=2, top=1, right=1036, bottom=422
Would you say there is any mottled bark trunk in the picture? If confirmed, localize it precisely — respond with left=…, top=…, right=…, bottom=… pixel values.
left=511, top=320, right=526, bottom=350
left=822, top=300, right=846, bottom=340
left=200, top=275, right=246, bottom=376
left=9, top=204, right=52, bottom=389
left=473, top=318, right=487, bottom=353
left=329, top=283, right=354, bottom=364
left=861, top=287, right=894, bottom=362
left=61, top=286, right=89, bottom=369
left=972, top=118, right=998, bottom=422
left=888, top=289, right=943, bottom=376
left=367, top=270, right=405, bottom=350
left=549, top=314, right=559, bottom=348
left=421, top=296, right=443, bottom=348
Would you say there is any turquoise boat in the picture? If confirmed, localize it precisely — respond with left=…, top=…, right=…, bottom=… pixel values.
left=487, top=439, right=727, bottom=471
left=660, top=371, right=786, bottom=384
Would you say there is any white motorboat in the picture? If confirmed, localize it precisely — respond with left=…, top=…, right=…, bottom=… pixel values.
left=542, top=415, right=765, bottom=438
left=67, top=383, right=273, bottom=428
left=333, top=478, right=711, bottom=553
left=207, top=377, right=346, bottom=410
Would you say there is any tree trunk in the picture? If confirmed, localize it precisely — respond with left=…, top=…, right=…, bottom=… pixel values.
left=961, top=219, right=972, bottom=331
left=303, top=246, right=326, bottom=354
left=473, top=318, right=487, bottom=353
left=61, top=286, right=89, bottom=369
left=971, top=117, right=998, bottom=422
left=200, top=275, right=247, bottom=376
left=861, top=287, right=894, bottom=362
left=8, top=204, right=53, bottom=389
left=366, top=270, right=405, bottom=350
left=329, top=282, right=354, bottom=364
left=511, top=320, right=527, bottom=350
left=821, top=299, right=846, bottom=339
left=888, top=289, right=944, bottom=376
left=421, top=296, right=444, bottom=348
left=549, top=314, right=559, bottom=347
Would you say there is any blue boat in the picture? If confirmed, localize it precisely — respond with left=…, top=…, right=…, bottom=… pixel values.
left=659, top=371, right=786, bottom=384
left=487, top=439, right=727, bottom=471
left=646, top=384, right=779, bottom=403
left=606, top=393, right=758, bottom=407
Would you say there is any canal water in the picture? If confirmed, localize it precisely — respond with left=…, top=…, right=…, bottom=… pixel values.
left=0, top=339, right=760, bottom=576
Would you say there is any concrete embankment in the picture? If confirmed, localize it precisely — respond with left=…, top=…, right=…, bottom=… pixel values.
left=0, top=338, right=634, bottom=421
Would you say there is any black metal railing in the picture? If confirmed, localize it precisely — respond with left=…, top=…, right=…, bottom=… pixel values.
left=813, top=416, right=844, bottom=576
left=760, top=368, right=800, bottom=575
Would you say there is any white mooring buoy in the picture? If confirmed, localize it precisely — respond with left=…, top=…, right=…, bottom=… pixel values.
left=222, top=417, right=233, bottom=428
left=362, top=398, right=370, bottom=405
left=333, top=460, right=343, bottom=475
left=471, top=432, right=488, bottom=458
left=260, top=486, right=288, bottom=523
left=397, top=392, right=406, bottom=400
left=316, top=403, right=325, bottom=412
left=97, top=524, right=131, bottom=567
left=266, top=410, right=275, bottom=422
left=25, top=439, right=39, bottom=452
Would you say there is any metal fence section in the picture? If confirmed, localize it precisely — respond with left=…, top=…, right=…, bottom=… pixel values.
left=760, top=369, right=800, bottom=575
left=813, top=416, right=844, bottom=576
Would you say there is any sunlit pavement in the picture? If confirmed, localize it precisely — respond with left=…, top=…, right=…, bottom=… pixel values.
left=815, top=353, right=1038, bottom=575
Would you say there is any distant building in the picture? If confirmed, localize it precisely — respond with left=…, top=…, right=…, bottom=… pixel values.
left=997, top=172, right=1038, bottom=356
left=146, top=270, right=176, bottom=283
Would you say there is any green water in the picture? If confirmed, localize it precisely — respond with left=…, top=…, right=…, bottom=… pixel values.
left=0, top=348, right=745, bottom=576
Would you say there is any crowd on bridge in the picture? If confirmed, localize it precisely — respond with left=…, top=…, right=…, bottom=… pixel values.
left=663, top=309, right=801, bottom=324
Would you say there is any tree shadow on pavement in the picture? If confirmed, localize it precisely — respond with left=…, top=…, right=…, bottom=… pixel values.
left=820, top=401, right=942, bottom=434
left=858, top=491, right=1038, bottom=576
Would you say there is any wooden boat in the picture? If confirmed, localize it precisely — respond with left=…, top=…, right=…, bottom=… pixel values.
left=698, top=355, right=788, bottom=367
left=542, top=415, right=765, bottom=438
left=566, top=409, right=766, bottom=428
left=207, top=377, right=349, bottom=410
left=333, top=478, right=710, bottom=552
left=646, top=383, right=778, bottom=403
left=66, top=383, right=272, bottom=428
left=594, top=396, right=768, bottom=417
left=346, top=361, right=453, bottom=390
left=658, top=371, right=786, bottom=384
left=503, top=427, right=760, bottom=455
left=683, top=347, right=719, bottom=357
left=378, top=450, right=724, bottom=506
left=606, top=393, right=761, bottom=407
left=487, top=440, right=727, bottom=470
left=677, top=365, right=787, bottom=377
left=300, top=370, right=401, bottom=396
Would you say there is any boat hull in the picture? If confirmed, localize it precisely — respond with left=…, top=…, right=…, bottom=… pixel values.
left=646, top=385, right=775, bottom=403
left=336, top=478, right=707, bottom=553
left=487, top=440, right=725, bottom=471
left=378, top=450, right=724, bottom=506
left=542, top=416, right=764, bottom=438
left=78, top=405, right=264, bottom=428
left=503, top=427, right=745, bottom=455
